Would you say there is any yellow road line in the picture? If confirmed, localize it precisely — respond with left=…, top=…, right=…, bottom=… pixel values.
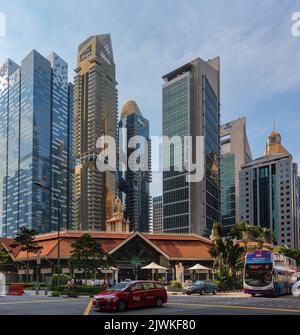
left=83, top=298, right=93, bottom=316
left=167, top=302, right=300, bottom=313
left=0, top=298, right=86, bottom=306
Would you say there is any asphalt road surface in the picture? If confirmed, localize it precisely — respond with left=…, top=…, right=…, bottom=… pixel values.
left=0, top=293, right=299, bottom=315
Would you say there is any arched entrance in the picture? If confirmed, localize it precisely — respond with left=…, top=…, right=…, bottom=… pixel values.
left=0, top=272, right=6, bottom=296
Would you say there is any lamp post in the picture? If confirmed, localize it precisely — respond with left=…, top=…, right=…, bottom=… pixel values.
left=36, top=250, right=41, bottom=295
left=34, top=181, right=61, bottom=287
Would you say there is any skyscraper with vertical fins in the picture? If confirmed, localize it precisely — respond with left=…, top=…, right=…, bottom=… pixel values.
left=162, top=57, right=221, bottom=237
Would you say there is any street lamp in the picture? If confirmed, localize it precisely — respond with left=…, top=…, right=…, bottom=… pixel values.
left=34, top=181, right=61, bottom=287
left=36, top=250, right=41, bottom=295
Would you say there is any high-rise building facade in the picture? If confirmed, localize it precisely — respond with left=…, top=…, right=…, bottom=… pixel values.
left=220, top=118, right=252, bottom=234
left=119, top=100, right=151, bottom=232
left=162, top=57, right=221, bottom=236
left=298, top=176, right=300, bottom=207
left=74, top=34, right=118, bottom=231
left=0, top=51, right=73, bottom=237
left=152, top=195, right=163, bottom=233
left=240, top=130, right=299, bottom=248
left=297, top=176, right=300, bottom=247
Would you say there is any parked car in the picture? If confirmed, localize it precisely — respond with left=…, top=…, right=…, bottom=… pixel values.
left=93, top=280, right=167, bottom=312
left=292, top=280, right=300, bottom=297
left=185, top=280, right=217, bottom=295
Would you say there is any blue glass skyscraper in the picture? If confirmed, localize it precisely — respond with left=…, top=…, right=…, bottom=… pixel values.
left=119, top=100, right=151, bottom=232
left=0, top=51, right=73, bottom=237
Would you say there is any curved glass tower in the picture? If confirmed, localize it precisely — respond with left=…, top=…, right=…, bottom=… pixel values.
left=119, top=100, right=151, bottom=232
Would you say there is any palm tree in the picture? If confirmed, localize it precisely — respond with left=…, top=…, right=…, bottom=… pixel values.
left=224, top=239, right=244, bottom=279
left=229, top=222, right=255, bottom=253
left=253, top=226, right=272, bottom=249
left=209, top=237, right=243, bottom=279
left=209, top=237, right=226, bottom=275
left=209, top=222, right=222, bottom=242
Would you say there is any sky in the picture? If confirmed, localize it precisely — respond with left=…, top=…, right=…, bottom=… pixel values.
left=0, top=0, right=300, bottom=196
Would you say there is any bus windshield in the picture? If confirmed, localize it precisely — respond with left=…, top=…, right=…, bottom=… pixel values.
left=244, top=263, right=273, bottom=287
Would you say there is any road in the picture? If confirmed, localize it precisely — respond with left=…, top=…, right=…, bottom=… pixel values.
left=0, top=292, right=299, bottom=315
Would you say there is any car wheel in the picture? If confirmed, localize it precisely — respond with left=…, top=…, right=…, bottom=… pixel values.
left=200, top=289, right=205, bottom=295
left=117, top=300, right=127, bottom=312
left=186, top=292, right=191, bottom=296
left=155, top=297, right=163, bottom=307
left=213, top=289, right=217, bottom=295
left=251, top=294, right=256, bottom=297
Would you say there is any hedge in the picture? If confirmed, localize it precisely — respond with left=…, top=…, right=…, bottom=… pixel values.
left=53, top=285, right=107, bottom=296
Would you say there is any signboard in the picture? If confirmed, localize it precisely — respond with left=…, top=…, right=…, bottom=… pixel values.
left=246, top=250, right=272, bottom=264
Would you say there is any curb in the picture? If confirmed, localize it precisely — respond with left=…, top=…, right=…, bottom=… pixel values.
left=167, top=291, right=245, bottom=296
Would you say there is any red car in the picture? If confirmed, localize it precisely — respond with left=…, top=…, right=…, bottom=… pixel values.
left=92, top=280, right=167, bottom=312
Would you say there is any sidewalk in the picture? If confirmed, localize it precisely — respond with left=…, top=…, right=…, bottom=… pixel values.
left=167, top=291, right=248, bottom=298
left=24, top=290, right=50, bottom=296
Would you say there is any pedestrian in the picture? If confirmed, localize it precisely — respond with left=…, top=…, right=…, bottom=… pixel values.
left=67, top=279, right=73, bottom=297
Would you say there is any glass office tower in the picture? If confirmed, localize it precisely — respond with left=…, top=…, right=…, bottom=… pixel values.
left=162, top=57, right=221, bottom=236
left=73, top=34, right=118, bottom=231
left=152, top=195, right=163, bottom=233
left=0, top=51, right=73, bottom=237
left=220, top=118, right=252, bottom=234
left=119, top=100, right=151, bottom=232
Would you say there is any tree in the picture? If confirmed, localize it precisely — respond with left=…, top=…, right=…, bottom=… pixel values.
left=0, top=248, right=10, bottom=265
left=209, top=222, right=222, bottom=243
left=209, top=237, right=243, bottom=280
left=69, top=234, right=110, bottom=284
left=230, top=222, right=273, bottom=253
left=273, top=247, right=300, bottom=266
left=229, top=222, right=256, bottom=253
left=252, top=226, right=272, bottom=249
left=10, top=227, right=43, bottom=283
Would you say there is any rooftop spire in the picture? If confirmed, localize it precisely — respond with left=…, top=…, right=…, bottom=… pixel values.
left=265, top=127, right=289, bottom=156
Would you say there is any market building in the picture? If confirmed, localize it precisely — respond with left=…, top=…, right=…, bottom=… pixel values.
left=0, top=230, right=213, bottom=284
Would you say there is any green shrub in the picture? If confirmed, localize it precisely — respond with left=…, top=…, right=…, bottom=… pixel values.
left=51, top=291, right=62, bottom=297
left=51, top=284, right=106, bottom=296
left=166, top=286, right=183, bottom=292
left=49, top=274, right=71, bottom=290
left=169, top=280, right=182, bottom=289
left=215, top=277, right=243, bottom=291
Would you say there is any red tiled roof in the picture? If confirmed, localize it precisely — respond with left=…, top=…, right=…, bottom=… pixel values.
left=0, top=237, right=21, bottom=260
left=150, top=240, right=211, bottom=259
left=1, top=231, right=213, bottom=261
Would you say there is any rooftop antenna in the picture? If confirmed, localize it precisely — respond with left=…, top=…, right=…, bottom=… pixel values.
left=273, top=120, right=276, bottom=131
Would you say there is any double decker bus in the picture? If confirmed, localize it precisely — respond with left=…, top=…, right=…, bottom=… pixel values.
left=243, top=249, right=296, bottom=297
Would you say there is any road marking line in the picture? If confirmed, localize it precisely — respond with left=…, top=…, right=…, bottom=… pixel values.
left=167, top=302, right=300, bottom=313
left=0, top=298, right=86, bottom=306
left=83, top=298, right=93, bottom=316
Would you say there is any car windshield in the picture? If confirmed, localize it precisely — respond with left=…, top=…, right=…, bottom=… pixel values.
left=107, top=282, right=130, bottom=292
left=193, top=281, right=206, bottom=285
